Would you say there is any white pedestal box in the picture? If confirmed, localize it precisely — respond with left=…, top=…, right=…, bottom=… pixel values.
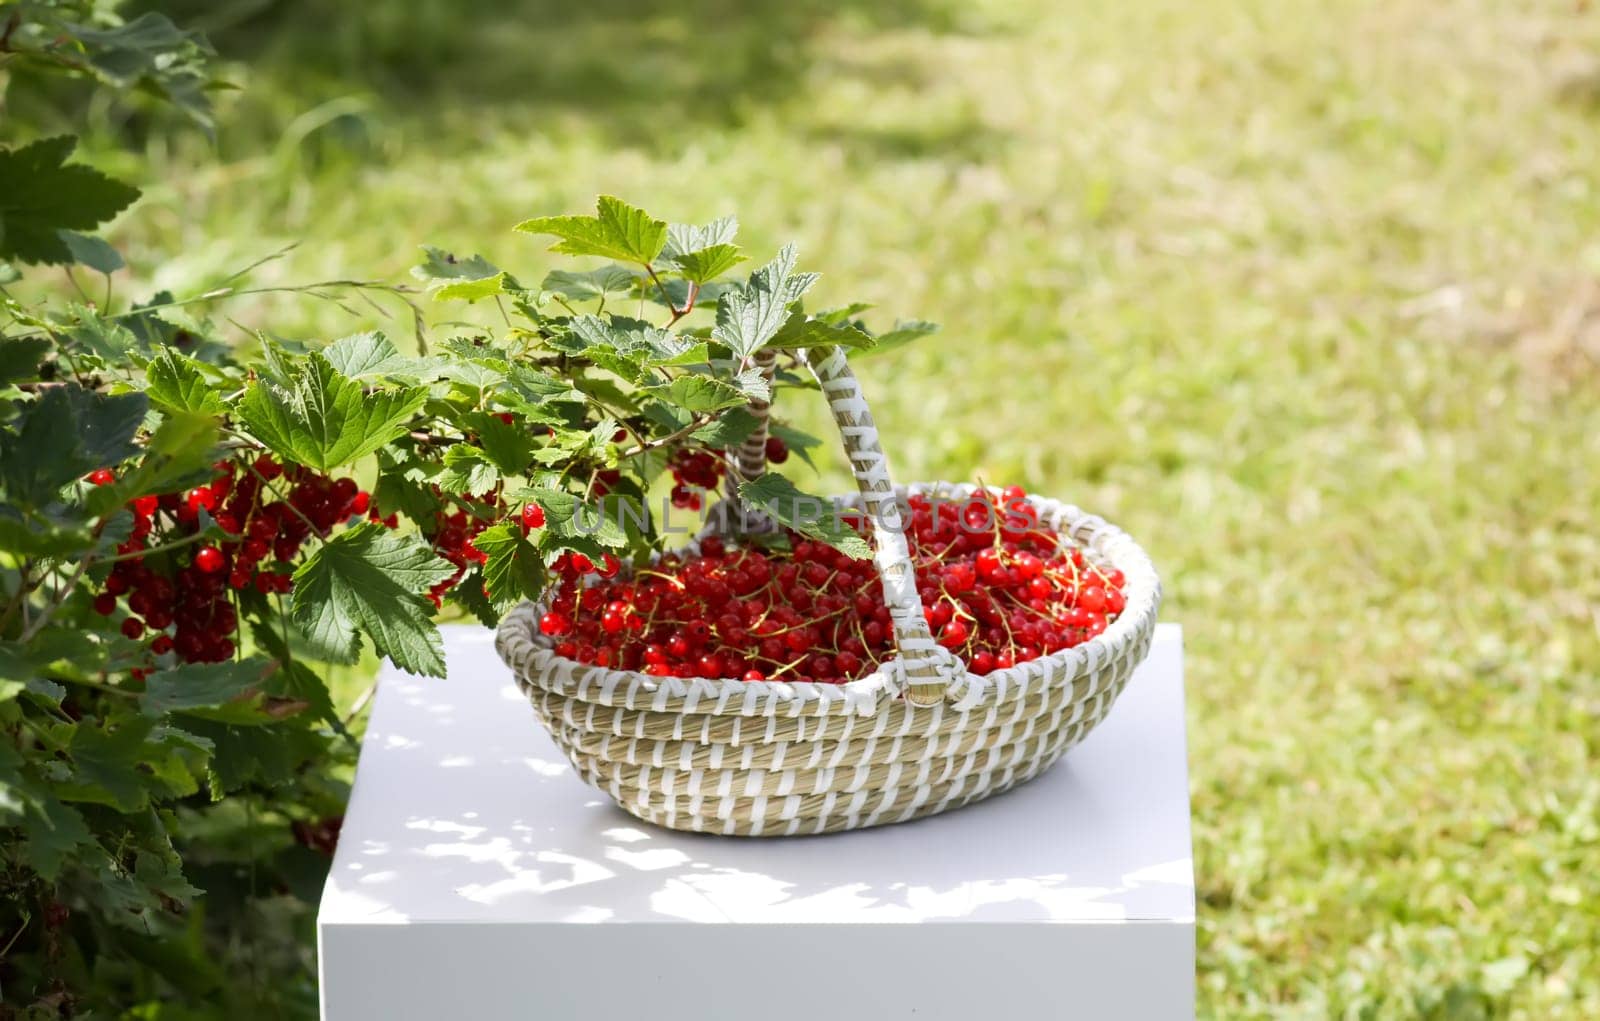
left=318, top=623, right=1195, bottom=1020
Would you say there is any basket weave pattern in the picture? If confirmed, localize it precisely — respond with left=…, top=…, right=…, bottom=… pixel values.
left=495, top=482, right=1160, bottom=836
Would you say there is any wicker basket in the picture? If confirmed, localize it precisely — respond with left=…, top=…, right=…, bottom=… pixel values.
left=495, top=347, right=1161, bottom=836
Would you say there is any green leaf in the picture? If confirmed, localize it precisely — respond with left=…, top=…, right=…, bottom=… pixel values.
left=142, top=658, right=278, bottom=718
left=59, top=230, right=126, bottom=273
left=664, top=216, right=739, bottom=257
left=291, top=523, right=455, bottom=676
left=646, top=374, right=748, bottom=413
left=472, top=522, right=544, bottom=607
left=541, top=265, right=639, bottom=302
left=92, top=409, right=219, bottom=515
left=64, top=304, right=139, bottom=360
left=412, top=245, right=499, bottom=283
left=249, top=619, right=340, bottom=728
left=671, top=244, right=746, bottom=285
left=770, top=312, right=877, bottom=351
left=525, top=489, right=629, bottom=549
left=738, top=473, right=872, bottom=559
left=322, top=331, right=439, bottom=383
left=768, top=422, right=826, bottom=470
left=186, top=720, right=328, bottom=793
left=856, top=319, right=939, bottom=357
left=60, top=717, right=158, bottom=812
left=515, top=196, right=668, bottom=265
left=712, top=243, right=819, bottom=358
left=66, top=12, right=216, bottom=125
left=815, top=302, right=874, bottom=324
left=692, top=406, right=761, bottom=446
left=0, top=137, right=141, bottom=265
left=448, top=566, right=501, bottom=627
left=0, top=383, right=147, bottom=504
left=467, top=413, right=536, bottom=475
left=732, top=366, right=773, bottom=402
left=3, top=779, right=94, bottom=881
left=568, top=314, right=697, bottom=364
left=433, top=271, right=511, bottom=303
left=143, top=346, right=224, bottom=414
left=237, top=352, right=427, bottom=472
left=436, top=444, right=500, bottom=497
left=0, top=336, right=53, bottom=387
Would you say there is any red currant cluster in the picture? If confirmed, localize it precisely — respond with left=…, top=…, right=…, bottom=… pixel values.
left=420, top=493, right=500, bottom=607
left=666, top=448, right=724, bottom=511
left=88, top=456, right=371, bottom=669
left=538, top=486, right=1127, bottom=683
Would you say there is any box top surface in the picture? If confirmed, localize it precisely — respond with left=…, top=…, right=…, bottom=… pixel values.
left=319, top=623, right=1193, bottom=927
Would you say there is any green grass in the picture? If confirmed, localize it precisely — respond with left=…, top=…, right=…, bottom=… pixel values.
left=65, top=0, right=1600, bottom=1014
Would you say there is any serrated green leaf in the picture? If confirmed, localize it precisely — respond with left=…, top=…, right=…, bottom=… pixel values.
left=739, top=473, right=871, bottom=559
left=0, top=136, right=141, bottom=265
left=185, top=720, right=328, bottom=793
left=64, top=304, right=139, bottom=360
left=540, top=265, right=639, bottom=302
left=8, top=781, right=94, bottom=881
left=0, top=383, right=146, bottom=504
left=248, top=619, right=340, bottom=728
left=770, top=312, right=877, bottom=351
left=237, top=352, right=427, bottom=472
left=0, top=336, right=52, bottom=386
left=856, top=319, right=939, bottom=357
left=434, top=271, right=511, bottom=303
left=0, top=505, right=95, bottom=555
left=93, top=409, right=219, bottom=514
left=527, top=489, right=629, bottom=549
left=291, top=524, right=455, bottom=676
left=322, top=331, right=439, bottom=383
left=671, top=244, right=746, bottom=285
left=436, top=444, right=500, bottom=497
left=438, top=358, right=507, bottom=394
left=712, top=243, right=819, bottom=358
left=67, top=12, right=216, bottom=124
left=568, top=314, right=697, bottom=364
left=468, top=413, right=536, bottom=475
left=732, top=366, right=773, bottom=402
left=646, top=374, right=748, bottom=413
left=60, top=717, right=157, bottom=811
left=142, top=658, right=278, bottom=718
left=815, top=302, right=875, bottom=324
left=143, top=346, right=224, bottom=414
left=768, top=422, right=825, bottom=471
left=472, top=522, right=544, bottom=606
left=412, top=245, right=499, bottom=283
left=664, top=216, right=739, bottom=257
left=692, top=406, right=761, bottom=446
left=515, top=195, right=668, bottom=265
left=448, top=566, right=502, bottom=627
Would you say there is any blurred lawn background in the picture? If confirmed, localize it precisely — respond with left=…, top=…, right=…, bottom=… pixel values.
left=60, top=0, right=1600, bottom=1015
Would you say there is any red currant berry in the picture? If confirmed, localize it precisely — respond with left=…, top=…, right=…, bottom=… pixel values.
left=93, top=592, right=117, bottom=616
left=121, top=617, right=145, bottom=640
left=539, top=612, right=572, bottom=636
left=521, top=503, right=546, bottom=531
left=86, top=468, right=116, bottom=486
left=194, top=546, right=225, bottom=574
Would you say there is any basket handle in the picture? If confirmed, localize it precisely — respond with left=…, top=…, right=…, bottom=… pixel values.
left=726, top=345, right=952, bottom=706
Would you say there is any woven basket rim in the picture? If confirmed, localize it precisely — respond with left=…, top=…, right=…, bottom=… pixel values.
left=496, top=483, right=1160, bottom=714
